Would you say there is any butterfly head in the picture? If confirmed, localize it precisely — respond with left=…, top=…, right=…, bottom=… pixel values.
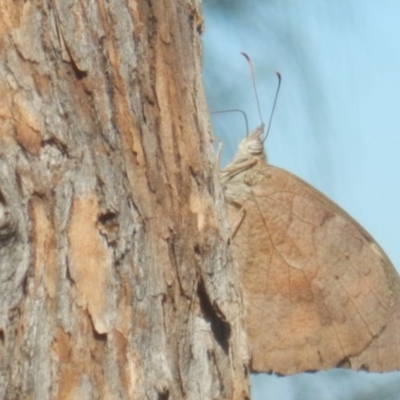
left=220, top=123, right=267, bottom=204
left=236, top=124, right=266, bottom=161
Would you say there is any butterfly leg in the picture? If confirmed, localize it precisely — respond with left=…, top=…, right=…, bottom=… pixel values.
left=220, top=159, right=258, bottom=184
left=230, top=206, right=246, bottom=239
left=216, top=137, right=223, bottom=168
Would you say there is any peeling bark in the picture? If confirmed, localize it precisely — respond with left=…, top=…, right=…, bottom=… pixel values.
left=0, top=1, right=249, bottom=399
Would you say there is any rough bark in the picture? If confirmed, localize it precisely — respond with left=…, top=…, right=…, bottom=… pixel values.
left=0, top=1, right=249, bottom=399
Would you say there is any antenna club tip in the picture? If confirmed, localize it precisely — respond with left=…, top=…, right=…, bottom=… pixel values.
left=275, top=71, right=282, bottom=84
left=240, top=52, right=250, bottom=61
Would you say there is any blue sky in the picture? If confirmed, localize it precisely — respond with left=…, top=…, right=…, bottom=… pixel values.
left=203, top=1, right=400, bottom=399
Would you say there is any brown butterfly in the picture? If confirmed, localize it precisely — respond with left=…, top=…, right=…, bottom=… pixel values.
left=220, top=59, right=400, bottom=375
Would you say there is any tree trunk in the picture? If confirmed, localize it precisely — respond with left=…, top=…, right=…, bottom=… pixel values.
left=0, top=1, right=249, bottom=399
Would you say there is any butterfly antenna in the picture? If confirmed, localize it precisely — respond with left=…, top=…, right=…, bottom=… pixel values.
left=211, top=109, right=249, bottom=135
left=241, top=52, right=264, bottom=131
left=264, top=72, right=281, bottom=143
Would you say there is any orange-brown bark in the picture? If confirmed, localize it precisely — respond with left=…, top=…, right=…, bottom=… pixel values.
left=0, top=1, right=249, bottom=398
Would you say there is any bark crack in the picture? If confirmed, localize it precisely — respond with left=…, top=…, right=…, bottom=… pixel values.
left=197, top=280, right=231, bottom=355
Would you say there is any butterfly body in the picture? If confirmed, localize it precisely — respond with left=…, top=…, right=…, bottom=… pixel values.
left=221, top=126, right=400, bottom=375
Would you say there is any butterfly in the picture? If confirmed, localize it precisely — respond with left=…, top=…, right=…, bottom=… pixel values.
left=219, top=62, right=400, bottom=375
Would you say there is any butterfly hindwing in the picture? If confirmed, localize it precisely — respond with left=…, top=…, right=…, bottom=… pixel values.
left=221, top=128, right=400, bottom=374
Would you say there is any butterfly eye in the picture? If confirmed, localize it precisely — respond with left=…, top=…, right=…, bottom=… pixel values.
left=247, top=139, right=263, bottom=155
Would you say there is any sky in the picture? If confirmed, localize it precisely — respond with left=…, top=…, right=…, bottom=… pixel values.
left=202, top=1, right=400, bottom=399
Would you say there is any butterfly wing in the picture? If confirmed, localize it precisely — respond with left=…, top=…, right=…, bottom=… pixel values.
left=227, top=164, right=400, bottom=374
